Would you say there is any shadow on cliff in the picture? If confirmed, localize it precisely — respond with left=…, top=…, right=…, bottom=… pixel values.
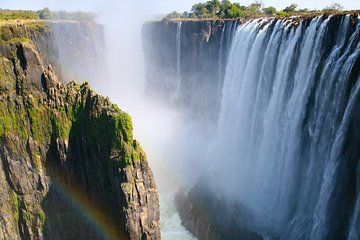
left=40, top=99, right=128, bottom=240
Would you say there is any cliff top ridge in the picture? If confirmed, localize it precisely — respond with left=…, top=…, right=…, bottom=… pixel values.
left=165, top=10, right=360, bottom=22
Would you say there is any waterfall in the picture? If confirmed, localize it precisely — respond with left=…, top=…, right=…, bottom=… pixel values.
left=213, top=15, right=360, bottom=240
left=348, top=162, right=360, bottom=240
left=217, top=21, right=238, bottom=99
left=217, top=24, right=226, bottom=97
left=176, top=22, right=182, bottom=97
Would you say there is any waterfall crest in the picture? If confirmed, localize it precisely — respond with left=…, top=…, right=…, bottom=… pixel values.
left=214, top=15, right=360, bottom=240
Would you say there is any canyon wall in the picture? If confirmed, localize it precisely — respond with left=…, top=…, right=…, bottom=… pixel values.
left=142, top=19, right=238, bottom=122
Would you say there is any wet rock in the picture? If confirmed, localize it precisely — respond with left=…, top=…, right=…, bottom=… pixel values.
left=175, top=182, right=263, bottom=240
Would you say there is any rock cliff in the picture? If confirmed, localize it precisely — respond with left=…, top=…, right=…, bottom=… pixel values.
left=142, top=19, right=238, bottom=121
left=0, top=21, right=160, bottom=239
left=0, top=20, right=106, bottom=86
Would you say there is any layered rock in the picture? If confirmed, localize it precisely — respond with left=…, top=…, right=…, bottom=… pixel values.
left=0, top=22, right=160, bottom=239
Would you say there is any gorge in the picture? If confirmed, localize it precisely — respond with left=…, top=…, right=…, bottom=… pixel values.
left=0, top=5, right=360, bottom=240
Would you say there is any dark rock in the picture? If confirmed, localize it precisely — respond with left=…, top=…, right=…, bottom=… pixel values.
left=175, top=182, right=263, bottom=240
left=41, top=65, right=58, bottom=92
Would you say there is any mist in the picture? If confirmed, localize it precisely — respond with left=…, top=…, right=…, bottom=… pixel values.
left=96, top=3, right=206, bottom=240
left=0, top=0, right=208, bottom=238
left=42, top=1, right=205, bottom=239
left=18, top=0, right=203, bottom=188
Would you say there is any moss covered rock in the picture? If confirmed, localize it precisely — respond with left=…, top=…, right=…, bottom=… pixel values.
left=0, top=23, right=160, bottom=240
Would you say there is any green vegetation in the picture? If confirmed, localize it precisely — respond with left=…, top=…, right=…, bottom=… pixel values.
left=166, top=0, right=346, bottom=19
left=0, top=8, right=95, bottom=22
left=263, top=6, right=277, bottom=15
left=0, top=23, right=49, bottom=45
left=0, top=9, right=39, bottom=20
left=1, top=27, right=12, bottom=41
left=6, top=37, right=30, bottom=44
left=0, top=100, right=29, bottom=140
left=37, top=8, right=96, bottom=21
left=26, top=22, right=49, bottom=32
left=38, top=7, right=51, bottom=20
left=38, top=209, right=46, bottom=227
left=9, top=190, right=19, bottom=222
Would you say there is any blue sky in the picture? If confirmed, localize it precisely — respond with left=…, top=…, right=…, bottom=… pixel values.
left=0, top=0, right=359, bottom=14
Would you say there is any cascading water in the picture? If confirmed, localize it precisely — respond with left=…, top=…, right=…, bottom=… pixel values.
left=175, top=22, right=182, bottom=97
left=217, top=24, right=226, bottom=96
left=210, top=14, right=360, bottom=240
left=349, top=163, right=360, bottom=240
left=217, top=21, right=238, bottom=98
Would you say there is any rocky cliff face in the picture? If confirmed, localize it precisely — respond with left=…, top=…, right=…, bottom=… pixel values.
left=142, top=19, right=238, bottom=121
left=0, top=20, right=106, bottom=87
left=49, top=21, right=107, bottom=87
left=0, top=22, right=160, bottom=240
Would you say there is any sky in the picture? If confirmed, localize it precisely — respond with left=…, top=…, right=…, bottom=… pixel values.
left=0, top=0, right=359, bottom=15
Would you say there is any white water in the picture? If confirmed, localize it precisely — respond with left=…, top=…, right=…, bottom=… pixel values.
left=217, top=21, right=237, bottom=99
left=208, top=15, right=360, bottom=239
left=175, top=22, right=182, bottom=97
left=160, top=192, right=197, bottom=240
left=348, top=161, right=360, bottom=240
left=217, top=24, right=226, bottom=97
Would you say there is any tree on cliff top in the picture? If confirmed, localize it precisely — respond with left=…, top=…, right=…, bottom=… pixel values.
left=323, top=3, right=344, bottom=11
left=263, top=6, right=277, bottom=15
left=165, top=0, right=348, bottom=20
left=37, top=7, right=95, bottom=21
left=283, top=3, right=298, bottom=13
left=38, top=7, right=52, bottom=20
left=190, top=0, right=251, bottom=19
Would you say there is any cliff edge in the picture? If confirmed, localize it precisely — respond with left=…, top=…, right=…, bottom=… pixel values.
left=0, top=21, right=161, bottom=239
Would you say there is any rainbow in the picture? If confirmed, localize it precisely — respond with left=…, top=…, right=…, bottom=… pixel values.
left=49, top=177, right=127, bottom=240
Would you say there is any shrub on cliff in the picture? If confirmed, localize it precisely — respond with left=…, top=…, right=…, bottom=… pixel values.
left=38, top=7, right=52, bottom=20
left=0, top=28, right=13, bottom=41
left=0, top=9, right=39, bottom=20
left=263, top=6, right=277, bottom=15
left=37, top=8, right=95, bottom=21
left=167, top=11, right=182, bottom=19
left=283, top=3, right=298, bottom=13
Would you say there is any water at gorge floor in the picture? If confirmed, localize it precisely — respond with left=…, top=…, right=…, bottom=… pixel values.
left=159, top=192, right=197, bottom=240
